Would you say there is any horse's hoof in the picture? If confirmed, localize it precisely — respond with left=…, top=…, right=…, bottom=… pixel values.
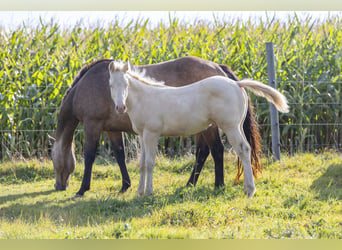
left=245, top=187, right=256, bottom=198
left=144, top=190, right=153, bottom=196
left=214, top=183, right=225, bottom=189
left=72, top=193, right=84, bottom=200
left=54, top=183, right=67, bottom=191
left=117, top=189, right=126, bottom=196
left=186, top=182, right=195, bottom=187
left=119, top=184, right=130, bottom=193
left=137, top=189, right=145, bottom=196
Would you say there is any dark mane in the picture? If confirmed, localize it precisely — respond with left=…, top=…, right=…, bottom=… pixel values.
left=61, top=58, right=113, bottom=103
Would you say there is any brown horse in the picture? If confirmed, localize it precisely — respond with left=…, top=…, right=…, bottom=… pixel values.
left=51, top=56, right=261, bottom=198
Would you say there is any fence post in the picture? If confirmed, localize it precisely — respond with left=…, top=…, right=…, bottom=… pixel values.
left=266, top=42, right=281, bottom=161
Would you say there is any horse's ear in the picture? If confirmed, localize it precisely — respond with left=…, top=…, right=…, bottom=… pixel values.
left=123, top=62, right=129, bottom=72
left=127, top=61, right=132, bottom=71
left=109, top=61, right=115, bottom=72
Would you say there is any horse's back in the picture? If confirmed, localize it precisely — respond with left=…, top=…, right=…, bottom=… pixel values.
left=138, top=56, right=227, bottom=86
left=153, top=75, right=243, bottom=108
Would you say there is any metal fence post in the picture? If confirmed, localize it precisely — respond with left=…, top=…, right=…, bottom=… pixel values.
left=266, top=42, right=281, bottom=161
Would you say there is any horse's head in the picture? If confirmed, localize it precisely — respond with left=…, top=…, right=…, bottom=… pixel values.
left=50, top=135, right=76, bottom=191
left=108, top=61, right=131, bottom=114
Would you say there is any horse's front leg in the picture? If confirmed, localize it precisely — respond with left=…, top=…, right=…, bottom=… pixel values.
left=106, top=131, right=131, bottom=193
left=75, top=121, right=101, bottom=198
left=137, top=135, right=146, bottom=196
left=142, top=131, right=159, bottom=195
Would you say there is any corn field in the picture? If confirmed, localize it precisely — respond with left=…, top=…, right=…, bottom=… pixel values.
left=1, top=14, right=342, bottom=160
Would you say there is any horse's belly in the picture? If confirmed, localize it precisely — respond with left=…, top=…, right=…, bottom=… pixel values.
left=161, top=119, right=211, bottom=137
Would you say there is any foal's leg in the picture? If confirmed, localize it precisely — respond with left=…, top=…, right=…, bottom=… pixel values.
left=224, top=127, right=255, bottom=198
left=142, top=131, right=159, bottom=195
left=106, top=131, right=131, bottom=193
left=137, top=135, right=146, bottom=196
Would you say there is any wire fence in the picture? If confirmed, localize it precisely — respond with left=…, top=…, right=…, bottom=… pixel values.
left=1, top=100, right=341, bottom=161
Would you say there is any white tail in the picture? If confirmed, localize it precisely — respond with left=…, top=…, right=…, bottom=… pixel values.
left=238, top=79, right=289, bottom=113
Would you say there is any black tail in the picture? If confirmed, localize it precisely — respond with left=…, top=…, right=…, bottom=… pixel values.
left=219, top=64, right=262, bottom=182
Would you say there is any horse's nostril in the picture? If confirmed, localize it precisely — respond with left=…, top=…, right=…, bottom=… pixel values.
left=116, top=105, right=126, bottom=114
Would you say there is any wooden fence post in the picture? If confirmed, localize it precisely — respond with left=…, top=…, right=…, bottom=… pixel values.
left=266, top=42, right=281, bottom=161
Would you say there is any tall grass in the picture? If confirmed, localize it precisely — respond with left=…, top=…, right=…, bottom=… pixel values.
left=1, top=15, right=342, bottom=159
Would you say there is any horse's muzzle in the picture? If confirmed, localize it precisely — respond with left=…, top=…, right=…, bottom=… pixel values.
left=116, top=105, right=127, bottom=114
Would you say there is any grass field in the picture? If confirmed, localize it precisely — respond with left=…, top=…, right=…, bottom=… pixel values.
left=0, top=151, right=341, bottom=239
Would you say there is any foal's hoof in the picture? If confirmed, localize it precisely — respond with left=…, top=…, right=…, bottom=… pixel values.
left=136, top=189, right=144, bottom=196
left=244, top=187, right=256, bottom=198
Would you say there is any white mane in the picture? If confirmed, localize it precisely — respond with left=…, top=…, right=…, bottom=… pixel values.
left=127, top=68, right=165, bottom=87
left=110, top=61, right=165, bottom=87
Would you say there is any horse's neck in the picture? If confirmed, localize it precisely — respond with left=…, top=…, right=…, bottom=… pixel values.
left=125, top=75, right=158, bottom=112
left=55, top=99, right=79, bottom=148
left=127, top=75, right=155, bottom=96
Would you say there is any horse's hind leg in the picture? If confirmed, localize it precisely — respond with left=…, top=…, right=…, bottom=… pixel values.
left=203, top=126, right=225, bottom=187
left=75, top=121, right=101, bottom=198
left=223, top=126, right=256, bottom=197
left=187, top=133, right=210, bottom=187
left=107, top=131, right=131, bottom=193
left=187, top=127, right=224, bottom=188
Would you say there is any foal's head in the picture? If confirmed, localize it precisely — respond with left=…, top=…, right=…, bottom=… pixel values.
left=108, top=61, right=130, bottom=114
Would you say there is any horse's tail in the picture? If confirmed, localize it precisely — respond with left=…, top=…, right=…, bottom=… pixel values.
left=238, top=79, right=289, bottom=113
left=219, top=64, right=263, bottom=183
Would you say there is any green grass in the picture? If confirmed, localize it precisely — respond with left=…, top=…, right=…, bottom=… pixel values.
left=0, top=152, right=341, bottom=239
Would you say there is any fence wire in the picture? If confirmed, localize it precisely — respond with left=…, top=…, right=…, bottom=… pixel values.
left=1, top=100, right=341, bottom=160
